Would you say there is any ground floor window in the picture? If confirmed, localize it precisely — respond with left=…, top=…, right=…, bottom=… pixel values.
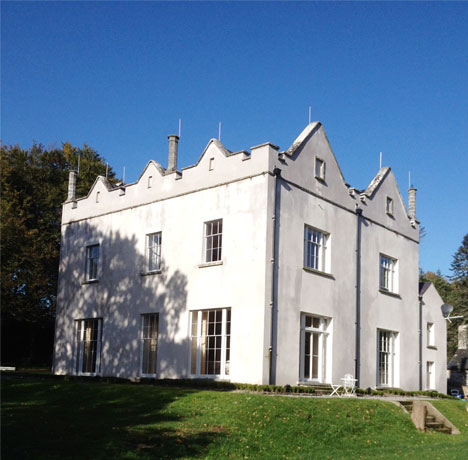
left=426, top=361, right=435, bottom=390
left=300, top=314, right=330, bottom=383
left=140, top=314, right=159, bottom=376
left=75, top=318, right=102, bottom=375
left=190, top=308, right=231, bottom=377
left=377, top=329, right=398, bottom=387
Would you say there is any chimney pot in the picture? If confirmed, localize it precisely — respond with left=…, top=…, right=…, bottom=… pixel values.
left=168, top=134, right=179, bottom=172
left=67, top=170, right=77, bottom=201
left=458, top=325, right=468, bottom=350
left=408, top=187, right=417, bottom=220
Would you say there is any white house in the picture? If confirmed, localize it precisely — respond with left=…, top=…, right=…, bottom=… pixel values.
left=52, top=122, right=447, bottom=392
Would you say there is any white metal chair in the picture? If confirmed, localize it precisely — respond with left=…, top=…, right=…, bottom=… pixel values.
left=341, top=374, right=357, bottom=397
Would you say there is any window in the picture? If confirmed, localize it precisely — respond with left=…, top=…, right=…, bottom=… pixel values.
left=427, top=323, right=435, bottom=347
left=204, top=219, right=223, bottom=263
left=148, top=176, right=153, bottom=188
left=315, top=157, right=325, bottom=181
left=379, top=254, right=397, bottom=293
left=300, top=314, right=331, bottom=383
left=304, top=226, right=329, bottom=272
left=426, top=361, right=435, bottom=390
left=75, top=318, right=102, bottom=375
left=378, top=329, right=398, bottom=387
left=140, top=314, right=158, bottom=376
left=386, top=197, right=393, bottom=216
left=146, top=232, right=162, bottom=272
left=86, top=244, right=99, bottom=281
left=190, top=308, right=231, bottom=377
left=209, top=157, right=215, bottom=171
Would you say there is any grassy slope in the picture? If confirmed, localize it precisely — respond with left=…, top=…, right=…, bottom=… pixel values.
left=2, top=378, right=468, bottom=460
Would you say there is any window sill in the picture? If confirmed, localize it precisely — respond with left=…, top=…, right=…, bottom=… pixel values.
left=427, top=345, right=437, bottom=350
left=378, top=289, right=401, bottom=299
left=303, top=267, right=334, bottom=280
left=140, top=270, right=162, bottom=277
left=81, top=279, right=99, bottom=285
left=189, top=374, right=230, bottom=380
left=198, top=261, right=223, bottom=269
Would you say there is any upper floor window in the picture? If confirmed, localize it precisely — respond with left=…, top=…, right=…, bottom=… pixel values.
left=204, top=219, right=222, bottom=263
left=315, top=157, right=325, bottom=181
left=427, top=323, right=435, bottom=347
left=379, top=254, right=397, bottom=293
left=86, top=244, right=99, bottom=281
left=147, top=232, right=162, bottom=272
left=386, top=197, right=393, bottom=216
left=304, top=226, right=329, bottom=272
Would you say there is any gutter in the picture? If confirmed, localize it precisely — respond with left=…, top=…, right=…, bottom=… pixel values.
left=355, top=206, right=362, bottom=387
left=418, top=294, right=423, bottom=390
left=269, top=167, right=281, bottom=385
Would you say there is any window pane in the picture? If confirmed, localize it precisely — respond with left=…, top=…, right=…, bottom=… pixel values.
left=192, top=308, right=230, bottom=376
left=141, top=314, right=158, bottom=375
left=205, top=219, right=222, bottom=262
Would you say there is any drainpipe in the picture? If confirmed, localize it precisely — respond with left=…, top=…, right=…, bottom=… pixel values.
left=418, top=295, right=423, bottom=390
left=269, top=167, right=281, bottom=385
left=355, top=206, right=362, bottom=387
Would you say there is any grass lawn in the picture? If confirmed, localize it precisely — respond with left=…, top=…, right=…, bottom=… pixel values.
left=2, top=376, right=468, bottom=459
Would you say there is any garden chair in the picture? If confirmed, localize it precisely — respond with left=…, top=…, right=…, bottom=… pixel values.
left=341, top=374, right=357, bottom=397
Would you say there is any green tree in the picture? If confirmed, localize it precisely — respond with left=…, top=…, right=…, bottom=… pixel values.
left=1, top=143, right=117, bottom=364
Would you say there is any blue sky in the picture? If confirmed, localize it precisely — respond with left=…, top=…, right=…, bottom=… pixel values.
left=2, top=1, right=467, bottom=276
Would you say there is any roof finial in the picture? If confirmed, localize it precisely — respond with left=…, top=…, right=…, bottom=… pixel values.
left=308, top=106, right=311, bottom=124
left=218, top=122, right=222, bottom=141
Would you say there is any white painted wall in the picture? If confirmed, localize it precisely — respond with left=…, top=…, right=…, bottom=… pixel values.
left=53, top=123, right=446, bottom=392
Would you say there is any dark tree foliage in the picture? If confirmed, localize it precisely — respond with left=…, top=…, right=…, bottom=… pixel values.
left=1, top=143, right=117, bottom=365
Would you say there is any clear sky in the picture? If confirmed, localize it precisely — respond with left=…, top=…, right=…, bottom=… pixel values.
left=2, top=1, right=467, bottom=276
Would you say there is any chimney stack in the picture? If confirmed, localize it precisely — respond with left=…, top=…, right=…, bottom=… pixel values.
left=408, top=187, right=417, bottom=220
left=167, top=134, right=179, bottom=172
left=67, top=170, right=77, bottom=201
left=458, top=325, right=468, bottom=350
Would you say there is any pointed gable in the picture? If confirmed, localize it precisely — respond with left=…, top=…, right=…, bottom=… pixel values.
left=280, top=122, right=352, bottom=208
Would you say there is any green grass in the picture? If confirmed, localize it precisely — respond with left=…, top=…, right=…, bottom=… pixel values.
left=2, top=376, right=468, bottom=459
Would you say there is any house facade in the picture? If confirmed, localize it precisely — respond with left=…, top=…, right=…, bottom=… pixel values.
left=53, top=122, right=447, bottom=392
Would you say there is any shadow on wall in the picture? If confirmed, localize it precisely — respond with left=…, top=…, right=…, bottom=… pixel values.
left=53, top=222, right=190, bottom=378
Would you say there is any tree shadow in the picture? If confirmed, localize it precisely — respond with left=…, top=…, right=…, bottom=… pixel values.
left=43, top=222, right=227, bottom=457
left=53, top=222, right=191, bottom=379
left=2, top=377, right=224, bottom=459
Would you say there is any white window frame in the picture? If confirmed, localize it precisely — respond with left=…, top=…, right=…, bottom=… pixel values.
left=75, top=318, right=102, bottom=376
left=426, top=361, right=435, bottom=390
left=190, top=308, right=231, bottom=378
left=304, top=226, right=329, bottom=273
left=299, top=314, right=331, bottom=383
left=427, top=322, right=435, bottom=347
left=379, top=254, right=398, bottom=293
left=140, top=314, right=159, bottom=377
left=146, top=232, right=162, bottom=273
left=86, top=244, right=100, bottom=281
left=377, top=329, right=399, bottom=387
left=315, top=156, right=325, bottom=181
left=203, top=219, right=223, bottom=263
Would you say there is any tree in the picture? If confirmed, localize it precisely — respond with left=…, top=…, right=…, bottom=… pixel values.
left=450, top=233, right=468, bottom=311
left=0, top=143, right=117, bottom=365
